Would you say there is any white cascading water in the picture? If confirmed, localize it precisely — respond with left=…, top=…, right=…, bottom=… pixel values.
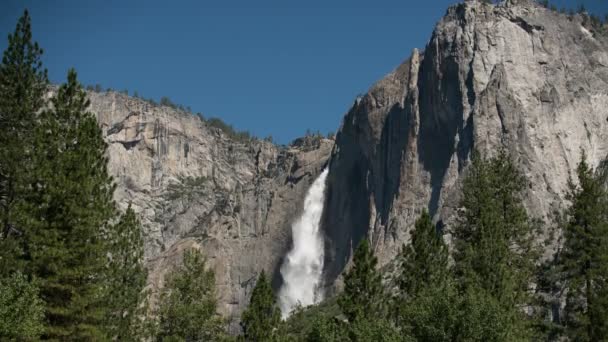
left=278, top=168, right=329, bottom=318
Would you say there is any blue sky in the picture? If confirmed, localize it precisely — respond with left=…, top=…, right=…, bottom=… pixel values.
left=2, top=0, right=607, bottom=143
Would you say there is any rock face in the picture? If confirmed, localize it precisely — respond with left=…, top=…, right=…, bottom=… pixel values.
left=322, top=0, right=608, bottom=287
left=87, top=92, right=332, bottom=329
left=88, top=0, right=608, bottom=329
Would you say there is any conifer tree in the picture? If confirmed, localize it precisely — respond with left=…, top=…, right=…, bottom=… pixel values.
left=560, top=153, right=608, bottom=340
left=21, top=69, right=116, bottom=339
left=0, top=271, right=44, bottom=340
left=453, top=150, right=538, bottom=340
left=397, top=211, right=459, bottom=341
left=103, top=205, right=148, bottom=341
left=338, top=239, right=383, bottom=322
left=0, top=9, right=48, bottom=275
left=337, top=239, right=400, bottom=341
left=398, top=210, right=448, bottom=295
left=157, top=248, right=226, bottom=341
left=241, top=270, right=281, bottom=341
left=306, top=316, right=348, bottom=342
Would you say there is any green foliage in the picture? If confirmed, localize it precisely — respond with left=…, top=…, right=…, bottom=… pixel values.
left=160, top=96, right=176, bottom=108
left=22, top=69, right=117, bottom=339
left=400, top=280, right=460, bottom=341
left=453, top=150, right=539, bottom=340
left=332, top=239, right=401, bottom=341
left=347, top=316, right=401, bottom=342
left=560, top=153, right=608, bottom=341
left=455, top=285, right=516, bottom=341
left=0, top=272, right=45, bottom=340
left=535, top=256, right=566, bottom=340
left=305, top=316, right=349, bottom=342
left=578, top=4, right=586, bottom=14
left=398, top=210, right=448, bottom=295
left=338, top=239, right=383, bottom=322
left=103, top=205, right=148, bottom=341
left=0, top=9, right=48, bottom=275
left=396, top=211, right=458, bottom=341
left=159, top=96, right=192, bottom=113
left=206, top=117, right=252, bottom=143
left=279, top=298, right=341, bottom=340
left=165, top=176, right=209, bottom=201
left=241, top=270, right=281, bottom=341
left=157, top=249, right=226, bottom=341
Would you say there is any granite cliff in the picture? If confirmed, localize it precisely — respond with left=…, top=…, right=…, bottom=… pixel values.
left=86, top=0, right=608, bottom=328
left=87, top=92, right=331, bottom=328
left=322, top=0, right=608, bottom=289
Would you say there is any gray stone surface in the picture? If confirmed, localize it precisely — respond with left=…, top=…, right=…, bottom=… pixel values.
left=322, top=0, right=608, bottom=289
left=87, top=92, right=332, bottom=329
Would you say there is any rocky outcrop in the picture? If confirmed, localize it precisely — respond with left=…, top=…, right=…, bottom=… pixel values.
left=87, top=92, right=332, bottom=330
left=322, top=0, right=608, bottom=288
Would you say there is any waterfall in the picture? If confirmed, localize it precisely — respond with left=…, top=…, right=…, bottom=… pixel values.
left=278, top=168, right=328, bottom=318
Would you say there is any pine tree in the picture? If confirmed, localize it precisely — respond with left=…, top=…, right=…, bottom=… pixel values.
left=0, top=9, right=48, bottom=275
left=456, top=285, right=514, bottom=340
left=241, top=270, right=281, bottom=341
left=396, top=211, right=459, bottom=341
left=453, top=150, right=539, bottom=340
left=398, top=210, right=449, bottom=295
left=157, top=248, right=226, bottom=341
left=103, top=205, right=148, bottom=341
left=0, top=271, right=44, bottom=340
left=306, top=316, right=348, bottom=342
left=338, top=239, right=383, bottom=322
left=20, top=69, right=116, bottom=339
left=560, top=153, right=608, bottom=340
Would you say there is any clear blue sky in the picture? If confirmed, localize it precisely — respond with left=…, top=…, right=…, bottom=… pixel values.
left=2, top=0, right=607, bottom=143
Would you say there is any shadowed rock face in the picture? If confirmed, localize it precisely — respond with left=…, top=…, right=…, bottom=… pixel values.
left=87, top=92, right=332, bottom=330
left=322, top=0, right=608, bottom=289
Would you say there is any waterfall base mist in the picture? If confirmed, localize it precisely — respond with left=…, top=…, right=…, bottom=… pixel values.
left=278, top=169, right=329, bottom=318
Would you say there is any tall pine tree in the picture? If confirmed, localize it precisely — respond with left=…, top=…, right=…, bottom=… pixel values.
left=21, top=69, right=116, bottom=339
left=241, top=270, right=281, bottom=341
left=398, top=210, right=449, bottom=295
left=338, top=239, right=383, bottom=322
left=396, top=211, right=459, bottom=341
left=157, top=248, right=226, bottom=341
left=560, top=153, right=608, bottom=340
left=337, top=239, right=399, bottom=341
left=0, top=9, right=48, bottom=274
left=103, top=205, right=148, bottom=341
left=453, top=150, right=539, bottom=340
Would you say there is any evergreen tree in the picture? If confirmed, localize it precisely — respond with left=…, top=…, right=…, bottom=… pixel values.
left=535, top=255, right=566, bottom=340
left=396, top=211, right=459, bottom=341
left=560, top=153, right=608, bottom=340
left=157, top=248, right=226, bottom=341
left=103, top=205, right=148, bottom=341
left=338, top=239, right=383, bottom=322
left=456, top=285, right=514, bottom=340
left=336, top=239, right=400, bottom=341
left=0, top=9, right=48, bottom=275
left=306, top=316, right=348, bottom=342
left=453, top=150, right=539, bottom=340
left=398, top=210, right=449, bottom=295
left=0, top=271, right=44, bottom=340
left=20, top=69, right=116, bottom=339
left=241, top=270, right=281, bottom=341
